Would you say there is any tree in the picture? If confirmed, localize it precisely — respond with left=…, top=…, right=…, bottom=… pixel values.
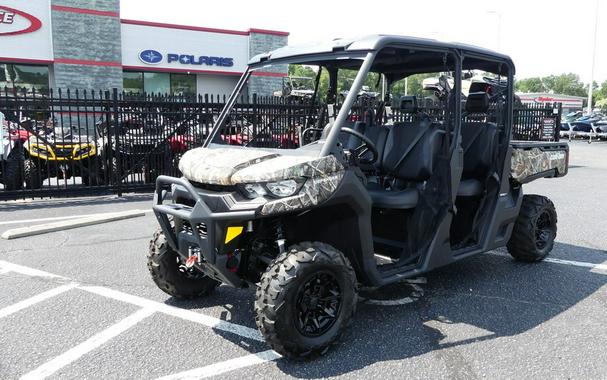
left=515, top=73, right=589, bottom=97
left=594, top=80, right=607, bottom=111
left=543, top=73, right=587, bottom=97
left=391, top=73, right=436, bottom=97
left=515, top=77, right=545, bottom=93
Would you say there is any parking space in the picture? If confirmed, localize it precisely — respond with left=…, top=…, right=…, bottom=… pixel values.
left=0, top=140, right=606, bottom=379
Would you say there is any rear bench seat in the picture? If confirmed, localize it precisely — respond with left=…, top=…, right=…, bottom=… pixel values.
left=457, top=92, right=499, bottom=197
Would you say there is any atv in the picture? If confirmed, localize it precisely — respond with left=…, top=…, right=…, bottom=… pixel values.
left=96, top=107, right=174, bottom=184
left=150, top=36, right=569, bottom=358
left=273, top=75, right=315, bottom=100
left=0, top=112, right=24, bottom=191
left=21, top=119, right=100, bottom=189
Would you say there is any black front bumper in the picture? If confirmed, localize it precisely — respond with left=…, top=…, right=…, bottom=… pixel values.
left=153, top=175, right=257, bottom=287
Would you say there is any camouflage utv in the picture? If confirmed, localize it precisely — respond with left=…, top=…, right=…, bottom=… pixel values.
left=149, top=36, right=568, bottom=358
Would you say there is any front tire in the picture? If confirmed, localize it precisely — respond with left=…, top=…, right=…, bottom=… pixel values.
left=507, top=195, right=557, bottom=262
left=147, top=229, right=220, bottom=298
left=255, top=242, right=357, bottom=359
left=23, top=158, right=43, bottom=189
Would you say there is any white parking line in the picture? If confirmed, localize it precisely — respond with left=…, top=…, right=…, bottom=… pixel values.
left=489, top=252, right=607, bottom=273
left=80, top=286, right=264, bottom=342
left=20, top=308, right=156, bottom=380
left=155, top=350, right=282, bottom=380
left=0, top=283, right=78, bottom=319
left=544, top=257, right=607, bottom=272
left=0, top=260, right=67, bottom=279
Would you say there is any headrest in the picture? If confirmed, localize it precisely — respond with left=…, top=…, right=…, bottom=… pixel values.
left=392, top=96, right=418, bottom=113
left=465, top=92, right=490, bottom=113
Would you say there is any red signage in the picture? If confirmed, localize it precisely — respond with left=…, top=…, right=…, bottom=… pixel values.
left=0, top=6, right=42, bottom=36
left=535, top=96, right=555, bottom=103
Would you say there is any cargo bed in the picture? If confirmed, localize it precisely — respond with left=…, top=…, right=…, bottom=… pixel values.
left=510, top=140, right=569, bottom=184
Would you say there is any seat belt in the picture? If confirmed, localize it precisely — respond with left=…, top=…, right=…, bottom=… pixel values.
left=461, top=126, right=485, bottom=156
left=392, top=121, right=431, bottom=172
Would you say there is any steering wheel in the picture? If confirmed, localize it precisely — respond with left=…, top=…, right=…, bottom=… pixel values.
left=341, top=127, right=378, bottom=165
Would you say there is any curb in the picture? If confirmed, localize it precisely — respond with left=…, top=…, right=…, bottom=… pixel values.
left=1, top=210, right=148, bottom=240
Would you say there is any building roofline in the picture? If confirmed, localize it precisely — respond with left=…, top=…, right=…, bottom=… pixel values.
left=120, top=19, right=289, bottom=37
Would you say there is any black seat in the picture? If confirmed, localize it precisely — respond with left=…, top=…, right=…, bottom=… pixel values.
left=457, top=92, right=499, bottom=197
left=368, top=96, right=444, bottom=209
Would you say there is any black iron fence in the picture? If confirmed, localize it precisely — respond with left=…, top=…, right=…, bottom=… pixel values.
left=0, top=88, right=559, bottom=200
left=513, top=102, right=562, bottom=141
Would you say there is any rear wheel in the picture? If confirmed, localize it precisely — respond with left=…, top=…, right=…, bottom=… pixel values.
left=255, top=242, right=357, bottom=358
left=507, top=195, right=557, bottom=262
left=4, top=146, right=24, bottom=190
left=147, top=228, right=220, bottom=298
left=82, top=159, right=101, bottom=186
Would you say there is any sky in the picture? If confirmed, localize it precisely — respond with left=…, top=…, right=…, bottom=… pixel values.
left=121, top=0, right=606, bottom=85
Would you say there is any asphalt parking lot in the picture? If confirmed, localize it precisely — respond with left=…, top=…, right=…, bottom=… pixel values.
left=1, top=140, right=606, bottom=379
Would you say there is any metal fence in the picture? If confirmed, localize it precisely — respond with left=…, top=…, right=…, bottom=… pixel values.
left=513, top=102, right=562, bottom=141
left=0, top=88, right=558, bottom=200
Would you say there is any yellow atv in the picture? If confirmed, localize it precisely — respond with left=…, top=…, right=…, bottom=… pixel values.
left=22, top=123, right=100, bottom=189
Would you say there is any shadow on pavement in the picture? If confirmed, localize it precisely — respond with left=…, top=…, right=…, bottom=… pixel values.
left=274, top=241, right=606, bottom=377
left=162, top=241, right=606, bottom=377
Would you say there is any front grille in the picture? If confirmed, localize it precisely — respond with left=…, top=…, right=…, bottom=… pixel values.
left=196, top=223, right=207, bottom=238
left=181, top=221, right=207, bottom=239
left=54, top=148, right=73, bottom=158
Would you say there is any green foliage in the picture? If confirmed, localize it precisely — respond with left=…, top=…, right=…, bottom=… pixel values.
left=515, top=77, right=546, bottom=93
left=594, top=80, right=607, bottom=111
left=391, top=73, right=437, bottom=97
left=514, top=73, right=587, bottom=97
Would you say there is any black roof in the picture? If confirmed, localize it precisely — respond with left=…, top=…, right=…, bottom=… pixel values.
left=249, top=35, right=515, bottom=77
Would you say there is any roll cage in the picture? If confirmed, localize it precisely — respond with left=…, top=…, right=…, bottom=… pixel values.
left=203, top=35, right=515, bottom=160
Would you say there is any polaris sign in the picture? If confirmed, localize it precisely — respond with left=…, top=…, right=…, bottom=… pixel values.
left=139, top=49, right=163, bottom=65
left=139, top=50, right=234, bottom=67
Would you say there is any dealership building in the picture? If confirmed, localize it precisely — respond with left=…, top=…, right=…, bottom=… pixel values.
left=516, top=93, right=586, bottom=115
left=0, top=0, right=289, bottom=97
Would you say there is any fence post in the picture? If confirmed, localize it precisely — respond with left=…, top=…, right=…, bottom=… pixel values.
left=112, top=88, right=123, bottom=197
left=555, top=103, right=562, bottom=142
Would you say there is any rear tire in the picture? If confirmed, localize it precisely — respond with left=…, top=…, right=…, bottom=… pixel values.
left=4, top=146, right=24, bottom=190
left=147, top=228, right=220, bottom=298
left=255, top=242, right=357, bottom=359
left=507, top=195, right=557, bottom=262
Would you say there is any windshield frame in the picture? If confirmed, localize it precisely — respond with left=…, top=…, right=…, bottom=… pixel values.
left=202, top=51, right=373, bottom=155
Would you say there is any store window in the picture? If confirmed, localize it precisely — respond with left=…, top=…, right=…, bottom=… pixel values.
left=122, top=71, right=197, bottom=95
left=144, top=72, right=170, bottom=94
left=170, top=73, right=197, bottom=96
left=123, top=72, right=143, bottom=93
left=0, top=63, right=49, bottom=93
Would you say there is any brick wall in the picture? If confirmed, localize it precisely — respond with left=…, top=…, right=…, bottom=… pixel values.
left=50, top=0, right=123, bottom=90
left=247, top=32, right=288, bottom=96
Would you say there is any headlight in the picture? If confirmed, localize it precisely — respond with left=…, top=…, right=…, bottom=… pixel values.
left=240, top=178, right=305, bottom=199
left=31, top=145, right=47, bottom=156
left=77, top=145, right=93, bottom=156
left=266, top=179, right=299, bottom=197
left=243, top=183, right=267, bottom=198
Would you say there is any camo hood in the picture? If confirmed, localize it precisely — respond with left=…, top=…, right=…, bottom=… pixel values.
left=178, top=147, right=343, bottom=186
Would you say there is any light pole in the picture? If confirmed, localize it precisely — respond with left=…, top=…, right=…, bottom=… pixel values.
left=587, top=0, right=599, bottom=114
